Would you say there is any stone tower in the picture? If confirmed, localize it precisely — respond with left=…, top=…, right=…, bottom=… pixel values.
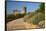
left=21, top=6, right=26, bottom=14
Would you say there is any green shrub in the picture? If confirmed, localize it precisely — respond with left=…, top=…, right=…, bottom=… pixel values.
left=31, top=13, right=45, bottom=25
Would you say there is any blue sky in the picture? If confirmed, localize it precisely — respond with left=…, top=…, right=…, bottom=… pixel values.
left=7, top=1, right=41, bottom=14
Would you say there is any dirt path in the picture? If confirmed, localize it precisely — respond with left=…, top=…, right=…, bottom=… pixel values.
left=7, top=18, right=40, bottom=31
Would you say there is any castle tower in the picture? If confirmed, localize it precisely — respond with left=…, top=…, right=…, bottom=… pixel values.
left=21, top=6, right=26, bottom=14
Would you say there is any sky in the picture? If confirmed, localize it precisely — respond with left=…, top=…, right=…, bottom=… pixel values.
left=7, top=1, right=41, bottom=14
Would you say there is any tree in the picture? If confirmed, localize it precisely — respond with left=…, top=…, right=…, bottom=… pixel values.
left=36, top=3, right=45, bottom=13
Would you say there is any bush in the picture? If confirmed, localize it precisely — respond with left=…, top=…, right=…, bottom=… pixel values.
left=31, top=13, right=45, bottom=25
left=6, top=14, right=16, bottom=23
